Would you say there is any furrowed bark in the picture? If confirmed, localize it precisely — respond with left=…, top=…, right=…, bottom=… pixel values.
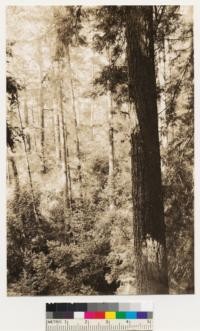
left=126, top=6, right=168, bottom=294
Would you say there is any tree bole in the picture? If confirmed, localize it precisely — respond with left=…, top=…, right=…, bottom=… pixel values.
left=126, top=6, right=169, bottom=294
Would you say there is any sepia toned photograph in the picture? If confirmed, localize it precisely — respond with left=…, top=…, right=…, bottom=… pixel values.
left=7, top=5, right=194, bottom=296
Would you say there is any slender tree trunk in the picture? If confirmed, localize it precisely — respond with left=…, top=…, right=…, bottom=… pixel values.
left=90, top=103, right=95, bottom=139
left=91, top=53, right=95, bottom=139
left=38, top=44, right=47, bottom=173
left=40, top=85, right=46, bottom=172
left=16, top=92, right=39, bottom=222
left=56, top=111, right=62, bottom=162
left=8, top=151, right=20, bottom=192
left=66, top=46, right=83, bottom=199
left=108, top=89, right=115, bottom=210
left=53, top=87, right=61, bottom=163
left=107, top=48, right=115, bottom=211
left=24, top=88, right=29, bottom=126
left=59, top=62, right=70, bottom=209
left=64, top=103, right=73, bottom=209
left=7, top=159, right=11, bottom=185
left=24, top=88, right=31, bottom=152
left=66, top=145, right=73, bottom=208
left=159, top=37, right=168, bottom=150
left=51, top=96, right=56, bottom=146
left=31, top=106, right=38, bottom=152
left=126, top=6, right=168, bottom=294
left=53, top=64, right=62, bottom=162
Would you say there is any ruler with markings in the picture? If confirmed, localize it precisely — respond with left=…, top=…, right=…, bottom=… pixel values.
left=46, top=303, right=153, bottom=331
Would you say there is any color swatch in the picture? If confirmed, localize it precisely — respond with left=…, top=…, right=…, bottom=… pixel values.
left=46, top=303, right=153, bottom=320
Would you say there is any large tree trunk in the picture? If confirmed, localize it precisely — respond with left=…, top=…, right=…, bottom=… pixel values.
left=126, top=6, right=168, bottom=294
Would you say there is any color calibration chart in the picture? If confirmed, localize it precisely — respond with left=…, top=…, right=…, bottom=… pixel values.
left=46, top=302, right=153, bottom=331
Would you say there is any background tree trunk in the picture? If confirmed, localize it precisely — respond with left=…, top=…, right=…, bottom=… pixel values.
left=126, top=6, right=168, bottom=294
left=91, top=53, right=95, bottom=139
left=108, top=89, right=115, bottom=210
left=8, top=152, right=20, bottom=192
left=24, top=88, right=29, bottom=126
left=53, top=64, right=62, bottom=163
left=56, top=107, right=62, bottom=162
left=66, top=46, right=83, bottom=200
left=66, top=145, right=73, bottom=208
left=31, top=105, right=38, bottom=152
left=38, top=44, right=47, bottom=173
left=107, top=48, right=115, bottom=211
left=24, top=88, right=31, bottom=152
left=16, top=92, right=39, bottom=222
left=59, top=62, right=70, bottom=209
